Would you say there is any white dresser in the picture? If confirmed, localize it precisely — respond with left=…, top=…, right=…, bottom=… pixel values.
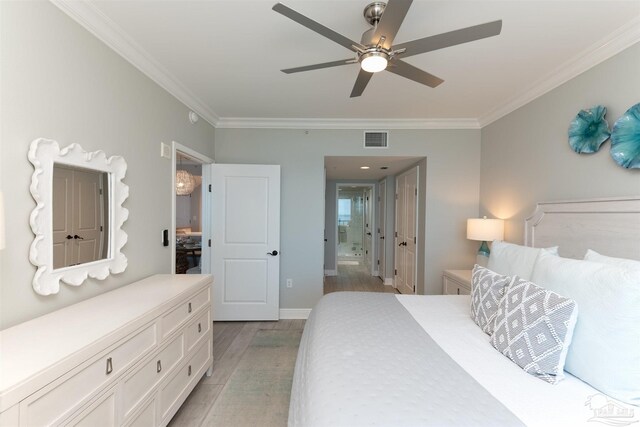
left=442, top=269, right=472, bottom=295
left=0, top=274, right=213, bottom=427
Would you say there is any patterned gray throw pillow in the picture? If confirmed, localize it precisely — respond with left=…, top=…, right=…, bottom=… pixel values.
left=471, top=265, right=513, bottom=334
left=490, top=277, right=578, bottom=384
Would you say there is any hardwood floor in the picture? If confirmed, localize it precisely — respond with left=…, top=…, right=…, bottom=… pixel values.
left=324, top=263, right=398, bottom=294
left=168, top=320, right=305, bottom=427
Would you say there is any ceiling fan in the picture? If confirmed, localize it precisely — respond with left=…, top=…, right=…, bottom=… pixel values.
left=272, top=0, right=502, bottom=97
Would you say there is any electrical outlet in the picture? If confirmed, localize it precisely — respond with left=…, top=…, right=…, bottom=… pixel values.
left=286, top=279, right=293, bottom=288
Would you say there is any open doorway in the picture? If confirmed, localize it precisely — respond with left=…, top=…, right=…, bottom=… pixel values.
left=324, top=156, right=426, bottom=295
left=336, top=184, right=374, bottom=269
left=171, top=142, right=213, bottom=275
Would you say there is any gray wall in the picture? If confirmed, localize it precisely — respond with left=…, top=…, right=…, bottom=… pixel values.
left=214, top=128, right=481, bottom=310
left=0, top=1, right=216, bottom=328
left=480, top=43, right=640, bottom=243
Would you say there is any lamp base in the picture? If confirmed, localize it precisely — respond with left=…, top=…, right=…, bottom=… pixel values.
left=477, top=241, right=490, bottom=257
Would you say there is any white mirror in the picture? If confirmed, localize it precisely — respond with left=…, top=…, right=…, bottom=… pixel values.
left=28, top=138, right=129, bottom=295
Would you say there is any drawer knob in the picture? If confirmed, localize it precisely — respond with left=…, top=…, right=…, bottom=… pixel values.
left=106, top=357, right=113, bottom=375
left=188, top=365, right=192, bottom=376
left=188, top=302, right=192, bottom=313
left=198, top=323, right=202, bottom=333
left=157, top=360, right=162, bottom=373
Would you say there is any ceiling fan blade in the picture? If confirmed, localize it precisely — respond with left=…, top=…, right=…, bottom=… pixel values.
left=282, top=58, right=356, bottom=74
left=386, top=60, right=444, bottom=88
left=350, top=69, right=373, bottom=98
left=370, top=0, right=412, bottom=49
left=392, top=20, right=502, bottom=58
left=273, top=3, right=363, bottom=52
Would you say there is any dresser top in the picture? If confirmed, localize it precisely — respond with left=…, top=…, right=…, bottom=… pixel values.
left=0, top=274, right=211, bottom=405
left=443, top=269, right=472, bottom=283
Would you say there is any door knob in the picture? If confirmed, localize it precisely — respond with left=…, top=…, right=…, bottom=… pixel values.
left=73, top=235, right=84, bottom=240
left=66, top=235, right=73, bottom=240
left=366, top=232, right=372, bottom=236
left=267, top=250, right=279, bottom=256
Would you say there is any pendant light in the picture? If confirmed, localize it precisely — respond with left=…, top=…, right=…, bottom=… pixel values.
left=176, top=155, right=195, bottom=196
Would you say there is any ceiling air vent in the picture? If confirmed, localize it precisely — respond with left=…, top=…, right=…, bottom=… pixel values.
left=364, top=131, right=389, bottom=148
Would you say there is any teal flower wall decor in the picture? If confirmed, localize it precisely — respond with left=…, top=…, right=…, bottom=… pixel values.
left=568, top=105, right=610, bottom=154
left=610, top=103, right=640, bottom=169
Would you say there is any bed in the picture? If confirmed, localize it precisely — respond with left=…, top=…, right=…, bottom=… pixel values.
left=289, top=197, right=640, bottom=427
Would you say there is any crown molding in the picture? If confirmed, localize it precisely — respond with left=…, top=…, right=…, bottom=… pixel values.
left=478, top=15, right=640, bottom=128
left=51, top=1, right=639, bottom=132
left=51, top=0, right=219, bottom=127
left=215, top=117, right=481, bottom=130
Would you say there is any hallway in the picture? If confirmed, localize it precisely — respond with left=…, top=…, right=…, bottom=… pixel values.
left=324, top=263, right=398, bottom=294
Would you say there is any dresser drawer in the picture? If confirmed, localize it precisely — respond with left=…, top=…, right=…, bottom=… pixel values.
left=124, top=397, right=157, bottom=427
left=64, top=387, right=116, bottom=427
left=160, top=287, right=210, bottom=340
left=159, top=339, right=211, bottom=420
left=121, top=333, right=184, bottom=419
left=443, top=276, right=471, bottom=295
left=185, top=310, right=210, bottom=352
left=21, top=323, right=156, bottom=426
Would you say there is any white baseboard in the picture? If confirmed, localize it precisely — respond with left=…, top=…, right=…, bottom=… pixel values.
left=279, top=308, right=312, bottom=320
left=324, top=269, right=337, bottom=276
left=384, top=278, right=394, bottom=286
left=373, top=270, right=379, bottom=276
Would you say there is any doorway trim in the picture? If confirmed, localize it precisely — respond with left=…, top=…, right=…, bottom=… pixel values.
left=171, top=141, right=213, bottom=274
left=334, top=183, right=376, bottom=276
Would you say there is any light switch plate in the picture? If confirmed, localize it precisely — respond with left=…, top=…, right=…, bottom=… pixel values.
left=161, top=143, right=172, bottom=159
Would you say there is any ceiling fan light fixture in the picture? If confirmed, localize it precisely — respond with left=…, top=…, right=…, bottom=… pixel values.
left=360, top=51, right=388, bottom=73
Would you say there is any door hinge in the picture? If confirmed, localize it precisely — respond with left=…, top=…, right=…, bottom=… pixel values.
left=377, top=259, right=379, bottom=265
left=365, top=250, right=368, bottom=255
left=208, top=239, right=211, bottom=247
left=208, top=184, right=212, bottom=192
left=415, top=188, right=417, bottom=196
left=377, top=228, right=380, bottom=233
left=99, top=189, right=103, bottom=195
left=394, top=269, right=397, bottom=275
left=378, top=196, right=380, bottom=201
left=395, top=194, right=398, bottom=200
left=100, top=226, right=103, bottom=232
left=414, top=236, right=416, bottom=244
left=395, top=231, right=398, bottom=238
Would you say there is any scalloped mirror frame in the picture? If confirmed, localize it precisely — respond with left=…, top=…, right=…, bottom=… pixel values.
left=28, top=138, right=129, bottom=295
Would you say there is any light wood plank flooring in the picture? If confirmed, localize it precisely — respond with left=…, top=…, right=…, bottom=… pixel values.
left=324, top=263, right=398, bottom=294
left=170, top=263, right=393, bottom=426
left=169, top=320, right=305, bottom=427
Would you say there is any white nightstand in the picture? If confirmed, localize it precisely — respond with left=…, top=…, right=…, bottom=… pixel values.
left=442, top=270, right=472, bottom=295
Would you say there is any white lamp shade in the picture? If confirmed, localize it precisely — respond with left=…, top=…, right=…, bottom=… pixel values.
left=0, top=191, right=5, bottom=250
left=467, top=217, right=504, bottom=242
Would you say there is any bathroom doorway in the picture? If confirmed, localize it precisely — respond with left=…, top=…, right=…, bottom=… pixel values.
left=336, top=184, right=375, bottom=272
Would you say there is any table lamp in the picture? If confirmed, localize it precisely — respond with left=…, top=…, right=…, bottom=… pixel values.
left=467, top=216, right=504, bottom=257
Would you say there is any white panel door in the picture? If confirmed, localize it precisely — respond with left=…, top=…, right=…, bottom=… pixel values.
left=211, top=164, right=280, bottom=320
left=364, top=188, right=373, bottom=273
left=395, top=167, right=418, bottom=294
left=377, top=179, right=386, bottom=280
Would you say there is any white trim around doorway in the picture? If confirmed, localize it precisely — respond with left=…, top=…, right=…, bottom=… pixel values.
left=171, top=141, right=214, bottom=274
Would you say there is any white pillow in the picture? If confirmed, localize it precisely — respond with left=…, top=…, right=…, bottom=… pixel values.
left=584, top=249, right=640, bottom=271
left=487, top=241, right=558, bottom=281
left=531, top=250, right=640, bottom=406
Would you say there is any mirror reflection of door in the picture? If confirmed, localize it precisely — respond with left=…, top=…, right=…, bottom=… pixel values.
left=52, top=164, right=108, bottom=269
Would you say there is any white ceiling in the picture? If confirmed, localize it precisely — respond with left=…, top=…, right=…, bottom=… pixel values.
left=76, top=1, right=640, bottom=125
left=325, top=156, right=422, bottom=179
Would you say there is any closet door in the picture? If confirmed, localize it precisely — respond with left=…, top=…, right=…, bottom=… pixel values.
left=363, top=188, right=373, bottom=273
left=52, top=166, right=74, bottom=269
left=72, top=169, right=105, bottom=265
left=394, top=167, right=418, bottom=294
left=377, top=179, right=386, bottom=280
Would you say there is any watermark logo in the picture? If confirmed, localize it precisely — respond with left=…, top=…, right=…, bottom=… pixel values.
left=585, top=393, right=638, bottom=426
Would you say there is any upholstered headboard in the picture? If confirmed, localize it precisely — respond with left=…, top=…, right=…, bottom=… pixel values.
left=524, top=197, right=640, bottom=261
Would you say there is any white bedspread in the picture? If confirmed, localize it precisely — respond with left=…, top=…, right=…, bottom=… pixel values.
left=397, top=295, right=637, bottom=427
